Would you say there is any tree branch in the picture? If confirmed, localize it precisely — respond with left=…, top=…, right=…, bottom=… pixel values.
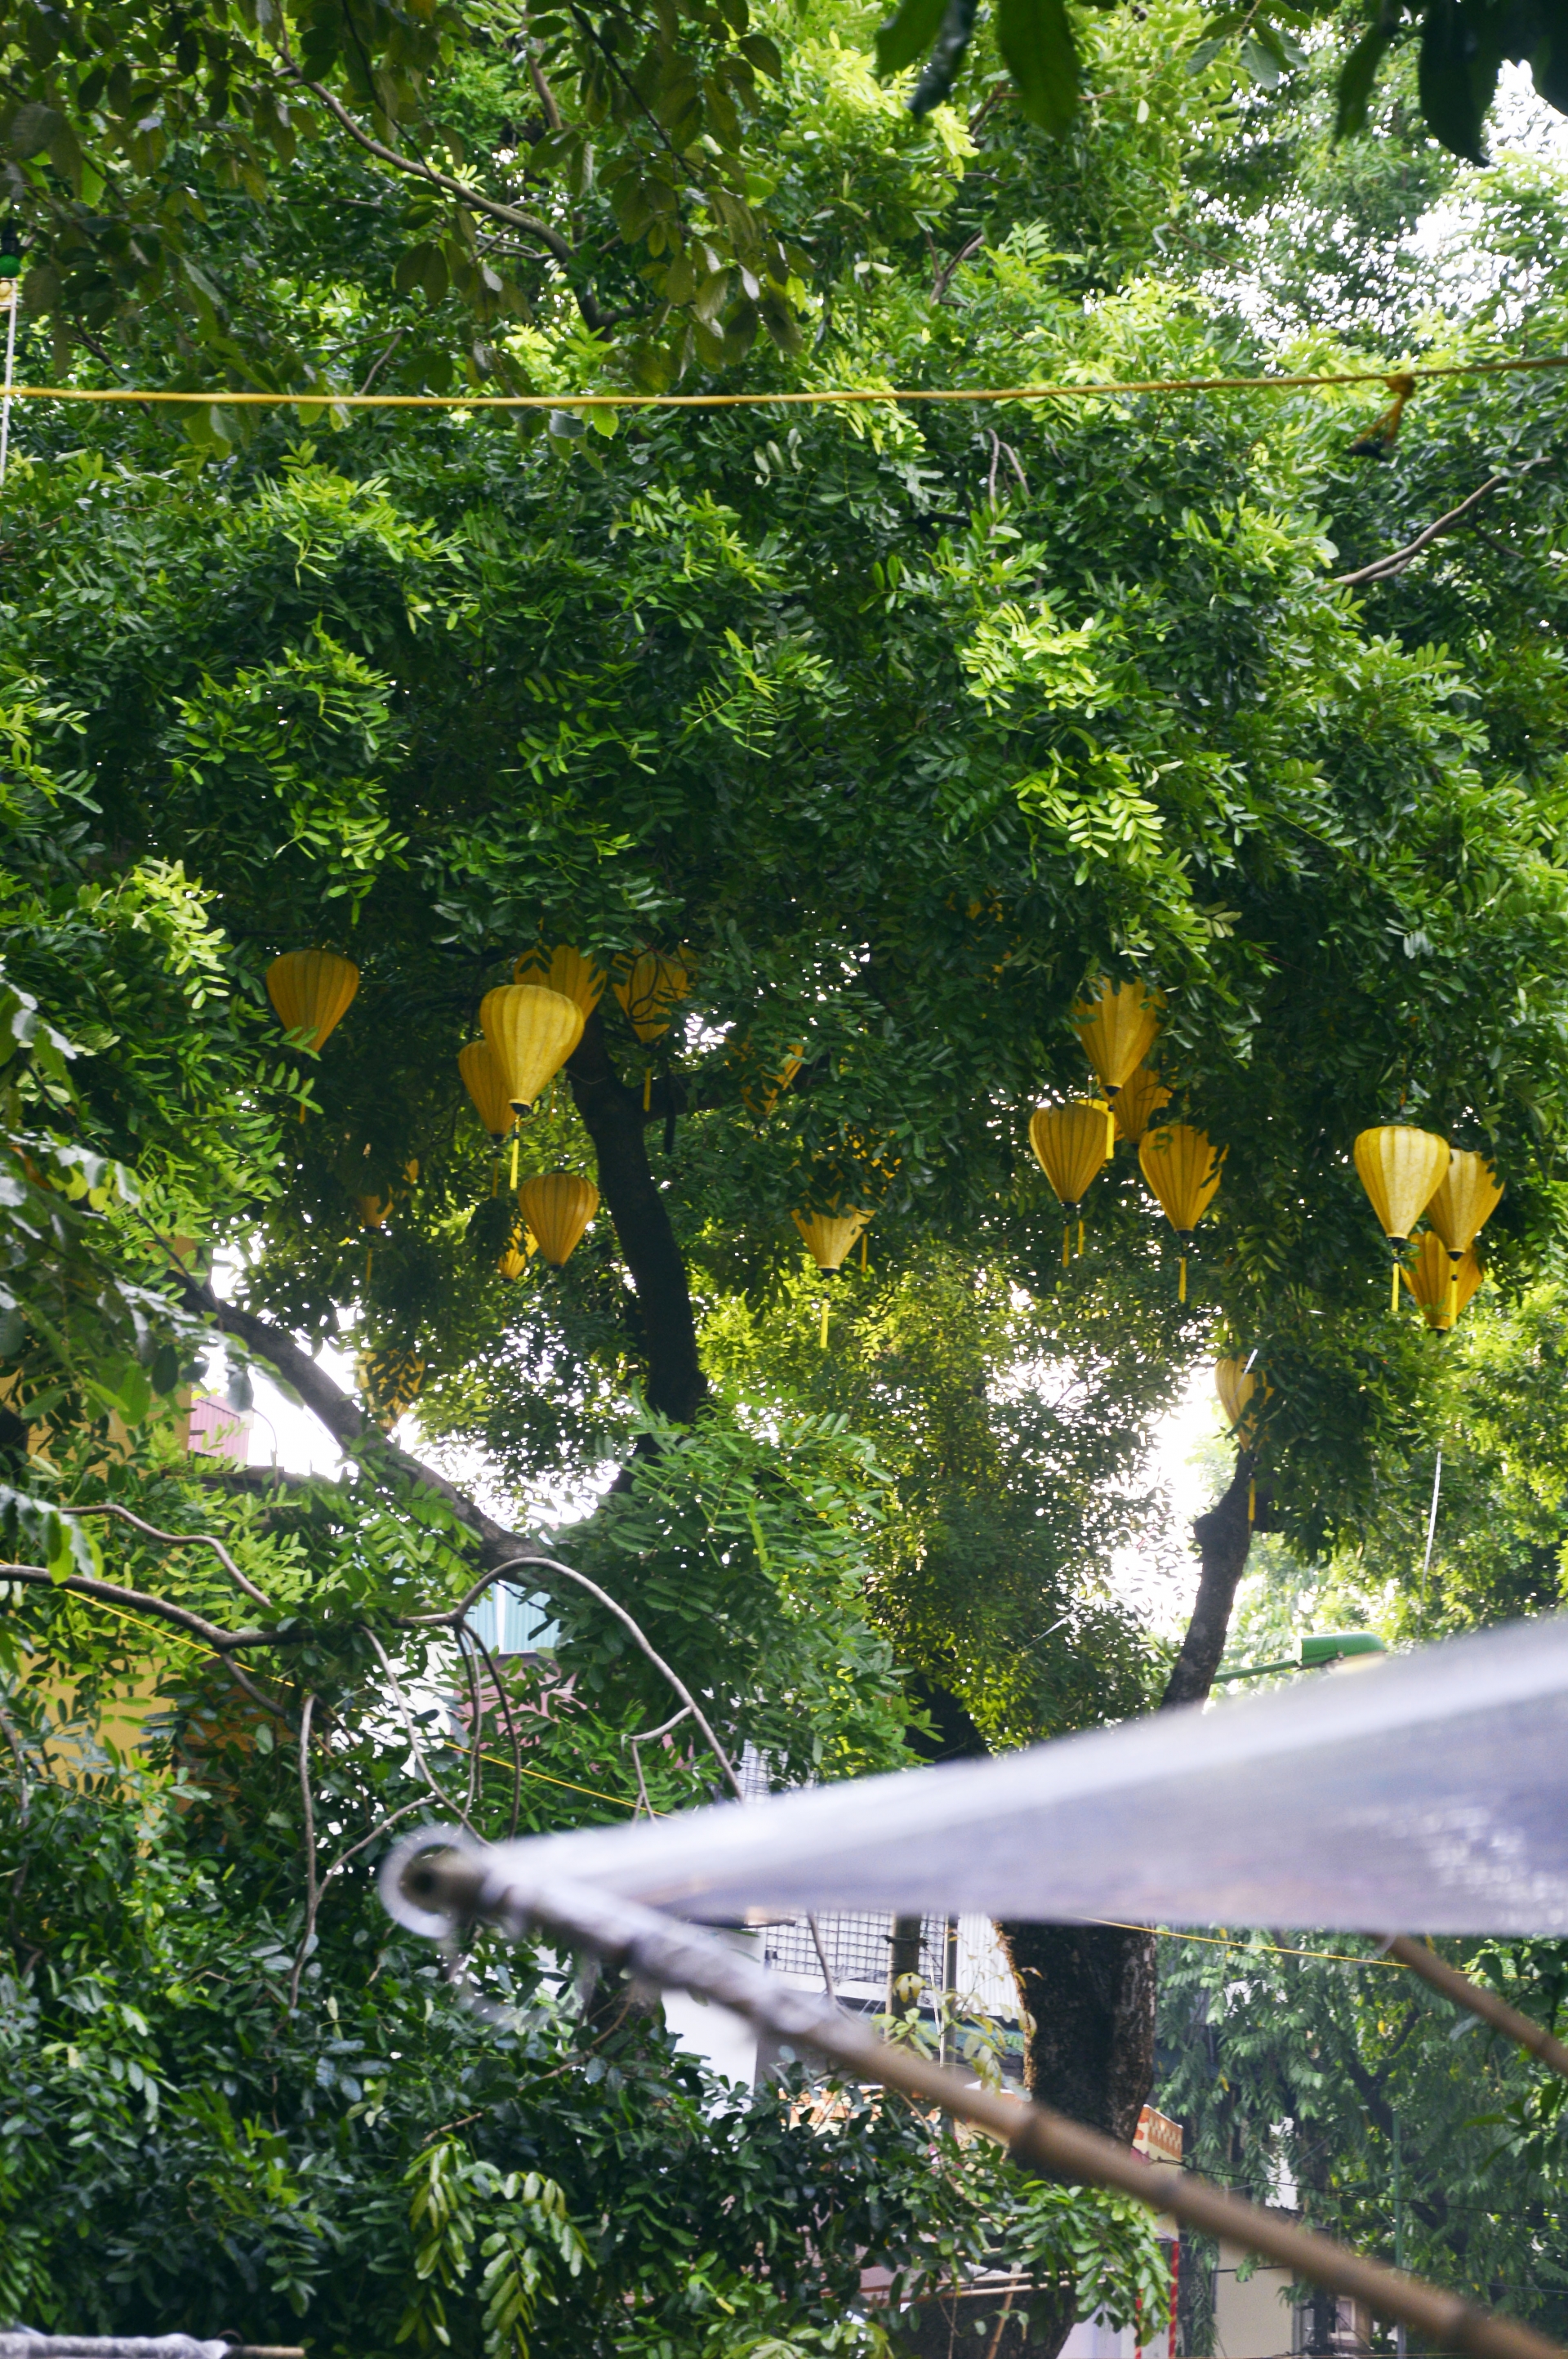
left=1331, top=464, right=1547, bottom=588
left=290, top=74, right=609, bottom=333
left=567, top=1009, right=706, bottom=1423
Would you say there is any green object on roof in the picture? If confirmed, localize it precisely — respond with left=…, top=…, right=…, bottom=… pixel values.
left=1213, top=1630, right=1388, bottom=1683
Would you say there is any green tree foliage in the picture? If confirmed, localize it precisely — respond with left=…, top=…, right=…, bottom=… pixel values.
left=1156, top=1924, right=1568, bottom=2344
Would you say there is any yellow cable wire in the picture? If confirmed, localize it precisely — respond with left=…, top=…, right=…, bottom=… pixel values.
left=1094, top=1917, right=1406, bottom=1969
left=5, top=351, right=1568, bottom=414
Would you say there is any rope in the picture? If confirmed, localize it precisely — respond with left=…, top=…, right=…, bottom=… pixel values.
left=1094, top=1917, right=1408, bottom=1969
left=2, top=351, right=1568, bottom=413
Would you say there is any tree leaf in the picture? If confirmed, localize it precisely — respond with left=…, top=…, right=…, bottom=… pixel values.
left=996, top=0, right=1081, bottom=132
left=875, top=0, right=951, bottom=80
left=1418, top=0, right=1494, bottom=160
left=1334, top=17, right=1397, bottom=136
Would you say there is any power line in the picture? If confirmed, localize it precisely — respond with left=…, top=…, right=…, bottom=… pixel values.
left=2, top=351, right=1567, bottom=416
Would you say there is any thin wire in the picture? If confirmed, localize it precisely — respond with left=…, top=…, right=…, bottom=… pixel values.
left=1423, top=1448, right=1444, bottom=1594
left=6, top=350, right=1568, bottom=414
left=1094, top=1917, right=1408, bottom=1970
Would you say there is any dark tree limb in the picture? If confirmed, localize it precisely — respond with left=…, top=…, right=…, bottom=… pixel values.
left=1162, top=1450, right=1256, bottom=1709
left=1331, top=459, right=1547, bottom=588
left=567, top=1010, right=706, bottom=1424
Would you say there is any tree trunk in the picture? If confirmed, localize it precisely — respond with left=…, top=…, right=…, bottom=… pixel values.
left=1000, top=1450, right=1257, bottom=2161
left=566, top=1008, right=706, bottom=1425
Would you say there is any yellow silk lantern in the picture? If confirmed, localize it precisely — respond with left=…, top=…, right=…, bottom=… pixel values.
left=1214, top=1354, right=1268, bottom=1442
left=1402, top=1233, right=1484, bottom=1331
left=741, top=1043, right=805, bottom=1119
left=794, top=1206, right=872, bottom=1346
left=458, top=1041, right=514, bottom=1189
left=519, top=1171, right=599, bottom=1267
left=266, top=948, right=359, bottom=1052
left=1426, top=1148, right=1502, bottom=1322
left=1352, top=1125, right=1450, bottom=1310
left=794, top=1206, right=871, bottom=1273
left=1112, top=1061, right=1171, bottom=1148
left=1071, top=979, right=1164, bottom=1099
left=612, top=949, right=689, bottom=1044
left=513, top=943, right=606, bottom=1018
left=358, top=1345, right=424, bottom=1432
left=1029, top=1101, right=1111, bottom=1264
left=1139, top=1122, right=1224, bottom=1301
left=479, top=984, right=585, bottom=1116
left=497, top=1228, right=538, bottom=1282
left=355, top=1193, right=390, bottom=1229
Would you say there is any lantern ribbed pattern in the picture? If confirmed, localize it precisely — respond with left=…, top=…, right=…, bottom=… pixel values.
left=358, top=1346, right=424, bottom=1431
left=1215, top=1355, right=1267, bottom=1442
left=1403, top=1233, right=1484, bottom=1331
left=1427, top=1149, right=1503, bottom=1260
left=793, top=1206, right=871, bottom=1273
left=1112, top=1061, right=1171, bottom=1147
left=612, top=950, right=688, bottom=1044
left=520, top=1172, right=599, bottom=1267
left=742, top=1044, right=804, bottom=1118
left=480, top=985, right=585, bottom=1113
left=513, top=943, right=606, bottom=1018
left=266, top=948, right=359, bottom=1052
left=1139, top=1123, right=1224, bottom=1237
left=1071, top=979, right=1163, bottom=1095
left=1029, top=1102, right=1111, bottom=1209
left=458, top=1040, right=514, bottom=1139
left=497, top=1233, right=537, bottom=1281
left=1352, top=1125, right=1450, bottom=1245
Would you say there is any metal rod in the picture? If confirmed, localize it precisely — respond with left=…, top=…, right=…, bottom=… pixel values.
left=384, top=1836, right=1566, bottom=2359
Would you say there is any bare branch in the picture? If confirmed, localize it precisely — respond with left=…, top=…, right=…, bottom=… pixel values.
left=57, top=1501, right=276, bottom=1609
left=288, top=74, right=608, bottom=333
left=1331, top=462, right=1548, bottom=588
left=288, top=1692, right=318, bottom=2012
left=464, top=1618, right=524, bottom=1840
left=414, top=1553, right=743, bottom=1799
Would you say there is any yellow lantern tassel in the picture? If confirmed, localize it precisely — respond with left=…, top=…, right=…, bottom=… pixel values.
left=490, top=1159, right=497, bottom=1197
left=820, top=1296, right=830, bottom=1349
left=1391, top=1259, right=1401, bottom=1315
left=860, top=1231, right=868, bottom=1273
left=1078, top=1219, right=1085, bottom=1257
left=365, top=1246, right=373, bottom=1282
left=1105, top=1104, right=1116, bottom=1158
left=299, top=1103, right=306, bottom=1124
left=510, top=1130, right=519, bottom=1190
left=1248, top=1480, right=1256, bottom=1525
left=1062, top=1221, right=1071, bottom=1269
left=1448, top=1261, right=1459, bottom=1324
left=1178, top=1253, right=1187, bottom=1304
left=644, top=1068, right=652, bottom=1113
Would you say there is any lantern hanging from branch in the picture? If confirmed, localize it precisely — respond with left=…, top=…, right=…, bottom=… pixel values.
left=1139, top=1123, right=1224, bottom=1302
left=266, top=949, right=359, bottom=1053
left=359, top=1344, right=425, bottom=1433
left=612, top=950, right=689, bottom=1044
left=794, top=1206, right=872, bottom=1346
left=1029, top=1100, right=1112, bottom=1264
left=1403, top=1233, right=1484, bottom=1331
left=355, top=1192, right=390, bottom=1230
left=1352, top=1125, right=1450, bottom=1312
left=1426, top=1148, right=1503, bottom=1326
left=519, top=1172, right=599, bottom=1268
left=497, top=1228, right=538, bottom=1282
left=480, top=985, right=585, bottom=1117
left=1071, top=979, right=1164, bottom=1101
left=458, top=1040, right=514, bottom=1193
left=513, top=943, right=606, bottom=1018
left=1112, top=1060, right=1172, bottom=1148
left=742, top=1043, right=805, bottom=1119
left=1214, top=1354, right=1270, bottom=1443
